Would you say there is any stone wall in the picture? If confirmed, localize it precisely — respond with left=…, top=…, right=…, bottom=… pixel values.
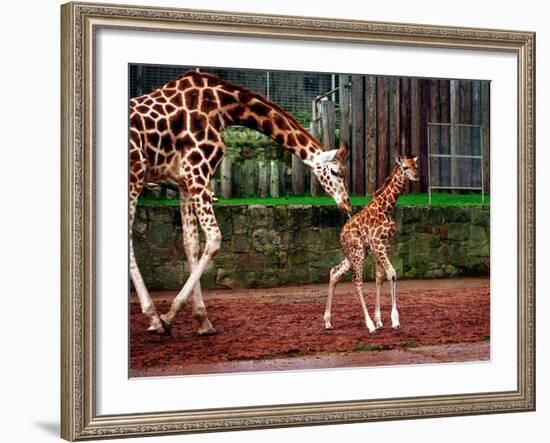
left=133, top=204, right=490, bottom=291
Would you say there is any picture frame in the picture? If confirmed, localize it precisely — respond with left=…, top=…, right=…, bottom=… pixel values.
left=60, top=1, right=535, bottom=440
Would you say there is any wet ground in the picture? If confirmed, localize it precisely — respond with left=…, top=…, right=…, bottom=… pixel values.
left=130, top=277, right=490, bottom=377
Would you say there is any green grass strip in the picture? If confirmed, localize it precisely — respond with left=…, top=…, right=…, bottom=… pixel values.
left=138, top=192, right=489, bottom=207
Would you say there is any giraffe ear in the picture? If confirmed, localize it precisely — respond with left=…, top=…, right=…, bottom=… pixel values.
left=335, top=142, right=349, bottom=163
left=396, top=155, right=403, bottom=166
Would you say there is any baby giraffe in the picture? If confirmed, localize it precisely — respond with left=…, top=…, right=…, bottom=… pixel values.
left=324, top=155, right=419, bottom=333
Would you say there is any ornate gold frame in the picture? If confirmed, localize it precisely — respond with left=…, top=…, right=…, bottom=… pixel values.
left=60, top=1, right=536, bottom=440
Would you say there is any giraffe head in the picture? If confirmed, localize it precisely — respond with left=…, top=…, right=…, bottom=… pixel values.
left=311, top=142, right=351, bottom=213
left=396, top=155, right=419, bottom=182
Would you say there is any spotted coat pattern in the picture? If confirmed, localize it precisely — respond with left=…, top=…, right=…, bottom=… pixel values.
left=128, top=70, right=351, bottom=334
left=324, top=156, right=420, bottom=332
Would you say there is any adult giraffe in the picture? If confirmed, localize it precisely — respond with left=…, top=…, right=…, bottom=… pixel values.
left=129, top=70, right=351, bottom=335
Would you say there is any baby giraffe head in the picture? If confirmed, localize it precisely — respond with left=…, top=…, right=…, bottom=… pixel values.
left=396, top=154, right=419, bottom=182
left=311, top=142, right=351, bottom=214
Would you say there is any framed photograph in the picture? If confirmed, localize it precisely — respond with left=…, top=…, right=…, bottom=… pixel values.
left=61, top=1, right=535, bottom=440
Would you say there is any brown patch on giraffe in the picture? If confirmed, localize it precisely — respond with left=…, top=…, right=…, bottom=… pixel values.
left=275, top=133, right=285, bottom=145
left=135, top=105, right=149, bottom=114
left=296, top=133, right=308, bottom=146
left=144, top=99, right=153, bottom=106
left=206, top=127, right=220, bottom=143
left=209, top=148, right=224, bottom=169
left=176, top=134, right=196, bottom=152
left=144, top=116, right=155, bottom=131
left=273, top=113, right=290, bottom=130
left=169, top=110, right=186, bottom=137
left=164, top=88, right=178, bottom=99
left=261, top=119, right=274, bottom=135
left=190, top=112, right=207, bottom=132
left=150, top=111, right=160, bottom=119
left=156, top=96, right=167, bottom=104
left=177, top=78, right=193, bottom=90
left=160, top=133, right=173, bottom=152
left=299, top=149, right=307, bottom=160
left=156, top=118, right=168, bottom=133
left=184, top=89, right=200, bottom=110
left=200, top=143, right=215, bottom=159
left=152, top=104, right=164, bottom=114
left=187, top=150, right=203, bottom=165
left=286, top=133, right=297, bottom=147
left=146, top=132, right=159, bottom=148
left=249, top=100, right=272, bottom=116
left=164, top=103, right=176, bottom=114
left=130, top=114, right=144, bottom=131
left=200, top=163, right=210, bottom=176
left=217, top=90, right=236, bottom=107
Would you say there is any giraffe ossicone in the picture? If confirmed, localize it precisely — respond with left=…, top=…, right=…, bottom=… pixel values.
left=324, top=155, right=419, bottom=333
left=129, top=70, right=351, bottom=334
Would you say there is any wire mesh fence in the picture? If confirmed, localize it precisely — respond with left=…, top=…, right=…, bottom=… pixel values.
left=129, top=64, right=335, bottom=126
left=428, top=123, right=485, bottom=204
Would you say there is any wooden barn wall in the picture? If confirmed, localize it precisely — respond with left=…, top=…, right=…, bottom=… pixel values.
left=342, top=76, right=490, bottom=195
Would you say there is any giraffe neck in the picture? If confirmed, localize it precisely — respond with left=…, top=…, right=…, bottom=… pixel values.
left=372, top=165, right=405, bottom=212
left=198, top=72, right=325, bottom=164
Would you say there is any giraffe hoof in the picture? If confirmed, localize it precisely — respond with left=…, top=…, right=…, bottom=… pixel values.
left=392, top=325, right=401, bottom=333
left=157, top=315, right=172, bottom=335
left=197, top=326, right=216, bottom=336
left=368, top=328, right=377, bottom=335
left=325, top=324, right=334, bottom=330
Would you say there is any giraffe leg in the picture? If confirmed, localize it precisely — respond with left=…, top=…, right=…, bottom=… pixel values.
left=160, top=187, right=222, bottom=329
left=374, top=262, right=385, bottom=330
left=128, top=154, right=164, bottom=333
left=324, top=258, right=351, bottom=330
left=350, top=257, right=376, bottom=334
left=178, top=188, right=215, bottom=336
left=372, top=244, right=399, bottom=330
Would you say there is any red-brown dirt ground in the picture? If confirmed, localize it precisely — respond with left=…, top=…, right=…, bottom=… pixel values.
left=130, top=277, right=490, bottom=377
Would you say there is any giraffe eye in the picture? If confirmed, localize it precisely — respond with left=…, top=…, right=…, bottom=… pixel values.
left=330, top=168, right=339, bottom=177
left=403, top=166, right=410, bottom=170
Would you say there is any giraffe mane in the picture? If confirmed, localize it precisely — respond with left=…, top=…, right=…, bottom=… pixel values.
left=373, top=164, right=401, bottom=198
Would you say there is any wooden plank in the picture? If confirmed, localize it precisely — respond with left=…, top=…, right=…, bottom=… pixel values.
left=351, top=75, right=365, bottom=195
left=279, top=157, right=287, bottom=196
left=400, top=78, right=411, bottom=193
left=450, top=80, right=460, bottom=191
left=257, top=160, right=268, bottom=198
left=439, top=80, right=451, bottom=191
left=309, top=120, right=321, bottom=197
left=339, top=75, right=352, bottom=190
left=376, top=77, right=389, bottom=189
left=481, top=81, right=490, bottom=194
left=461, top=81, right=472, bottom=186
left=231, top=161, right=241, bottom=197
left=429, top=79, right=441, bottom=189
left=410, top=78, right=421, bottom=193
left=419, top=79, right=431, bottom=192
left=291, top=154, right=306, bottom=195
left=472, top=80, right=482, bottom=190
left=389, top=77, right=401, bottom=171
left=365, top=75, right=377, bottom=194
left=269, top=160, right=280, bottom=198
left=320, top=100, right=336, bottom=149
left=220, top=157, right=232, bottom=199
left=243, top=160, right=255, bottom=196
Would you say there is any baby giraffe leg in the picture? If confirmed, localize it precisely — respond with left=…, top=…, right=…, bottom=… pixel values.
left=372, top=244, right=399, bottom=330
left=324, top=258, right=351, bottom=329
left=374, top=262, right=385, bottom=329
left=350, top=261, right=376, bottom=334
